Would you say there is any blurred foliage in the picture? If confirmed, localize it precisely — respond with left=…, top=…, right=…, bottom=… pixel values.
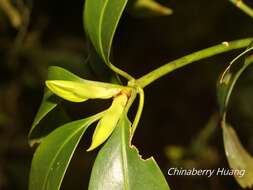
left=128, top=0, right=173, bottom=18
left=0, top=0, right=253, bottom=190
left=165, top=114, right=219, bottom=169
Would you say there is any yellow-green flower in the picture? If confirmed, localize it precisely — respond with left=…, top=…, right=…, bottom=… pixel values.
left=46, top=79, right=130, bottom=151
left=87, top=93, right=128, bottom=151
left=46, top=80, right=121, bottom=102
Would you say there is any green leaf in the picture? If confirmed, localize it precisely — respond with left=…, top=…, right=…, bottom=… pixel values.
left=29, top=66, right=84, bottom=145
left=83, top=0, right=128, bottom=64
left=217, top=41, right=253, bottom=188
left=222, top=124, right=253, bottom=188
left=89, top=113, right=170, bottom=190
left=128, top=0, right=173, bottom=18
left=86, top=41, right=121, bottom=84
left=29, top=113, right=103, bottom=190
left=217, top=42, right=253, bottom=118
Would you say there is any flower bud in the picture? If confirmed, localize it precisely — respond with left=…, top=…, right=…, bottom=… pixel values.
left=46, top=80, right=121, bottom=102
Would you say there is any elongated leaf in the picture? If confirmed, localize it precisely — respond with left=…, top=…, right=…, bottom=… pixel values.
left=222, top=124, right=253, bottom=188
left=217, top=41, right=253, bottom=188
left=29, top=113, right=103, bottom=190
left=86, top=41, right=121, bottom=84
left=128, top=0, right=173, bottom=18
left=83, top=0, right=128, bottom=64
left=89, top=113, right=170, bottom=190
left=217, top=42, right=253, bottom=118
left=29, top=66, right=84, bottom=145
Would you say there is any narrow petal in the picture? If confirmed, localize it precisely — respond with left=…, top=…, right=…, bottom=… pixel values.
left=46, top=80, right=121, bottom=102
left=87, top=93, right=128, bottom=151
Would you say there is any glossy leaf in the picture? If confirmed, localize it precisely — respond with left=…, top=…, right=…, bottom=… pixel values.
left=29, top=113, right=103, bottom=190
left=86, top=41, right=121, bottom=84
left=87, top=93, right=128, bottom=151
left=83, top=0, right=128, bottom=64
left=128, top=0, right=173, bottom=18
left=222, top=124, right=253, bottom=188
left=217, top=42, right=253, bottom=118
left=89, top=113, right=170, bottom=190
left=217, top=41, right=253, bottom=188
left=29, top=66, right=84, bottom=145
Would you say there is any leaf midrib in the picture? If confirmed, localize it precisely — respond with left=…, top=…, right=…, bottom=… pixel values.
left=98, top=0, right=110, bottom=63
left=120, top=119, right=130, bottom=189
left=97, top=0, right=128, bottom=65
left=41, top=121, right=88, bottom=190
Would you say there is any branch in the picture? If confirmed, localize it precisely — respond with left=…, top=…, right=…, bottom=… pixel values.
left=229, top=0, right=253, bottom=18
left=137, top=38, right=253, bottom=88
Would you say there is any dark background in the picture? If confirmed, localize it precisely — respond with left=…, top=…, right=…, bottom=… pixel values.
left=1, top=0, right=253, bottom=189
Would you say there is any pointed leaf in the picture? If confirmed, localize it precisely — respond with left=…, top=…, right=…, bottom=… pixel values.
left=222, top=124, right=253, bottom=188
left=217, top=41, right=253, bottom=188
left=83, top=0, right=128, bottom=64
left=29, top=66, right=85, bottom=145
left=29, top=113, right=103, bottom=190
left=87, top=93, right=128, bottom=151
left=89, top=113, right=170, bottom=190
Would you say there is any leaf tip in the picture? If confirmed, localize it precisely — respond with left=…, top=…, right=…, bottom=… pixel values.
left=222, top=124, right=253, bottom=188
